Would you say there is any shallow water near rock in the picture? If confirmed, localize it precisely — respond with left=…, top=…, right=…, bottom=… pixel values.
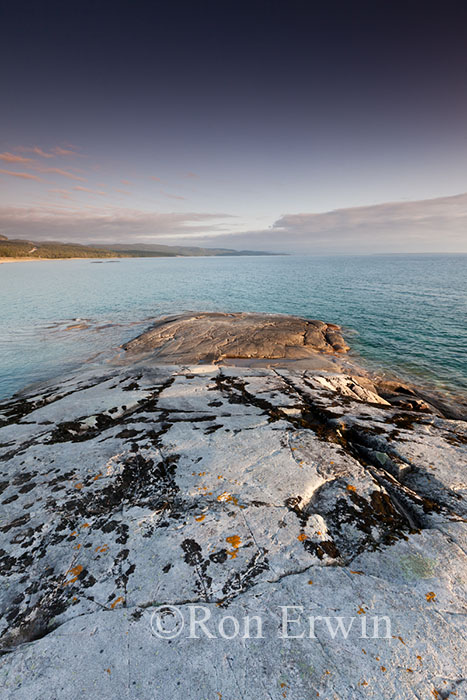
left=0, top=253, right=466, bottom=401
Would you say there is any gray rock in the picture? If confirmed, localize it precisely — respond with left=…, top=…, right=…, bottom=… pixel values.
left=0, top=314, right=465, bottom=699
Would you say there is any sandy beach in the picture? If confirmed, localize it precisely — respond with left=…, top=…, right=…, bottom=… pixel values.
left=0, top=257, right=122, bottom=264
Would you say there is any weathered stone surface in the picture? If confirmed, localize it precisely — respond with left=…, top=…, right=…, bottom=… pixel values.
left=0, top=314, right=465, bottom=699
left=123, top=312, right=350, bottom=361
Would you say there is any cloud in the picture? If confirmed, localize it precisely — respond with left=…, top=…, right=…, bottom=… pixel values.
left=0, top=169, right=41, bottom=181
left=1, top=192, right=465, bottom=253
left=0, top=206, right=234, bottom=243
left=74, top=186, right=107, bottom=195
left=161, top=191, right=186, bottom=201
left=121, top=179, right=133, bottom=185
left=52, top=146, right=82, bottom=156
left=49, top=188, right=74, bottom=201
left=16, top=145, right=82, bottom=158
left=0, top=152, right=32, bottom=164
left=185, top=172, right=197, bottom=178
left=34, top=167, right=86, bottom=181
left=150, top=176, right=161, bottom=182
left=21, top=146, right=55, bottom=158
left=180, top=192, right=467, bottom=253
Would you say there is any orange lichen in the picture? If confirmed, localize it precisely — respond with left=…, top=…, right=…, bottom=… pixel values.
left=82, top=523, right=90, bottom=528
left=110, top=596, right=124, bottom=609
left=93, top=472, right=102, bottom=481
left=346, top=484, right=356, bottom=492
left=64, top=565, right=83, bottom=586
left=70, top=531, right=78, bottom=537
left=226, top=534, right=241, bottom=558
left=350, top=570, right=364, bottom=575
left=74, top=483, right=83, bottom=489
left=426, top=591, right=436, bottom=602
left=357, top=606, right=366, bottom=615
left=297, top=533, right=308, bottom=542
left=217, top=492, right=238, bottom=505
left=407, top=668, right=413, bottom=673
left=381, top=666, right=386, bottom=672
left=308, top=580, right=313, bottom=585
left=74, top=543, right=81, bottom=550
left=95, top=545, right=108, bottom=553
left=393, top=635, right=406, bottom=645
left=195, top=514, right=206, bottom=522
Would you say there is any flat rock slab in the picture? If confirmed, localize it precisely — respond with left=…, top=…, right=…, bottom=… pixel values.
left=123, top=312, right=350, bottom=362
left=0, top=314, right=465, bottom=699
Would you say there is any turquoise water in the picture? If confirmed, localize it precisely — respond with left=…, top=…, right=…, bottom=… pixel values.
left=0, top=254, right=465, bottom=401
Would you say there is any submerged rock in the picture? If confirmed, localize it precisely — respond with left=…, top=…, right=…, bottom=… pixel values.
left=0, top=313, right=465, bottom=699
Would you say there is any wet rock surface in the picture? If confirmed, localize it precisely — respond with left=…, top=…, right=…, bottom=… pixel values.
left=0, top=314, right=465, bottom=699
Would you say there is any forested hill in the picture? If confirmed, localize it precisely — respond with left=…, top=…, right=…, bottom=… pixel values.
left=0, top=236, right=276, bottom=259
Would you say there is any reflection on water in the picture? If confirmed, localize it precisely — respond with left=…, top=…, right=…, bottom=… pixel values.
left=0, top=254, right=465, bottom=400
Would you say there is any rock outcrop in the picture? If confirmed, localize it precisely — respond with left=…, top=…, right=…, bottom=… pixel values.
left=123, top=312, right=350, bottom=360
left=0, top=313, right=465, bottom=699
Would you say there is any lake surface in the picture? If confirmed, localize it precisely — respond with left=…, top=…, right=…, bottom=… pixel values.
left=0, top=254, right=465, bottom=401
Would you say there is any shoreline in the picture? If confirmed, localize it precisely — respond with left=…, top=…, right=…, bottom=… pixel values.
left=0, top=256, right=124, bottom=264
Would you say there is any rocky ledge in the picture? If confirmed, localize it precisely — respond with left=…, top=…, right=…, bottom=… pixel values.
left=0, top=313, right=465, bottom=699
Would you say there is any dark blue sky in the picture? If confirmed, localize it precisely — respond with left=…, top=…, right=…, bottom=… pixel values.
left=1, top=0, right=467, bottom=252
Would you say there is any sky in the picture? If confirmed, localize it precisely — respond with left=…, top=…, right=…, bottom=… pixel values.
left=1, top=0, right=467, bottom=253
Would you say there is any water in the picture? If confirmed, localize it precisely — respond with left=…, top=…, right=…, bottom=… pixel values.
left=0, top=254, right=465, bottom=401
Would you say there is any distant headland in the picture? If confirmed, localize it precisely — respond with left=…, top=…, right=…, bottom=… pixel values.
left=0, top=234, right=279, bottom=262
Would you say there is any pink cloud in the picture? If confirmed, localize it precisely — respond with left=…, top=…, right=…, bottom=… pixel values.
left=52, top=146, right=82, bottom=157
left=0, top=169, right=41, bottom=181
left=28, top=146, right=54, bottom=158
left=121, top=179, right=133, bottom=185
left=16, top=145, right=82, bottom=158
left=0, top=152, right=32, bottom=164
left=74, top=186, right=107, bottom=195
left=185, top=172, right=198, bottom=178
left=49, top=188, right=74, bottom=200
left=161, top=190, right=186, bottom=201
left=36, top=167, right=86, bottom=181
left=150, top=176, right=161, bottom=182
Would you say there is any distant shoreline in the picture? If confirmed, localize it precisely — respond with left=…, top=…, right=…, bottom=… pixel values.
left=0, top=256, right=124, bottom=264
